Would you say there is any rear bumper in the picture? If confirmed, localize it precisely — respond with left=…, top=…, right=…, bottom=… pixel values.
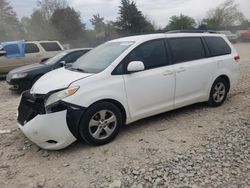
left=18, top=110, right=77, bottom=150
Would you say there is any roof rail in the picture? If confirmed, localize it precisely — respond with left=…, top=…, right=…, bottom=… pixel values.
left=166, top=29, right=218, bottom=34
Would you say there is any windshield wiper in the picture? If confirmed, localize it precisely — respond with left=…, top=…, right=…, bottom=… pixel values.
left=67, top=66, right=87, bottom=73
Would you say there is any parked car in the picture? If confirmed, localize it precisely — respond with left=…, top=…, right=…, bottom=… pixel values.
left=0, top=40, right=64, bottom=76
left=17, top=33, right=239, bottom=150
left=218, top=30, right=238, bottom=43
left=6, top=48, right=91, bottom=91
left=236, top=30, right=248, bottom=38
left=240, top=30, right=250, bottom=41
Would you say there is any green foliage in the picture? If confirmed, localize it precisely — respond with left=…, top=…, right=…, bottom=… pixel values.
left=90, top=14, right=105, bottom=33
left=166, top=14, right=196, bottom=30
left=21, top=10, right=58, bottom=40
left=240, top=19, right=250, bottom=29
left=51, top=7, right=85, bottom=41
left=116, top=0, right=155, bottom=34
left=202, top=0, right=244, bottom=29
left=0, top=0, right=23, bottom=41
left=37, top=0, right=68, bottom=19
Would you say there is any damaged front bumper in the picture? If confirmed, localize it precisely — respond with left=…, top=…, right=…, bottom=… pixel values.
left=17, top=90, right=86, bottom=150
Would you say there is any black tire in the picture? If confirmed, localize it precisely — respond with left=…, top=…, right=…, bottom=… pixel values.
left=207, top=77, right=229, bottom=107
left=79, top=102, right=122, bottom=146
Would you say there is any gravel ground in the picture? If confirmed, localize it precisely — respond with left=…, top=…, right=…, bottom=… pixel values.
left=0, top=43, right=249, bottom=188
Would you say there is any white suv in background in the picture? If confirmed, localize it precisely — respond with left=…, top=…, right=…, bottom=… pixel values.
left=17, top=33, right=240, bottom=150
left=0, top=40, right=64, bottom=75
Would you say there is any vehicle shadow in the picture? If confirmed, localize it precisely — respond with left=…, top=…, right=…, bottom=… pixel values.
left=63, top=102, right=207, bottom=153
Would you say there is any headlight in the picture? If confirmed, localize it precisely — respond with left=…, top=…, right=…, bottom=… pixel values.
left=45, top=86, right=79, bottom=107
left=12, top=73, right=28, bottom=79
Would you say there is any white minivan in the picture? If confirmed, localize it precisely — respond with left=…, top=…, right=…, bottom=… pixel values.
left=17, top=33, right=240, bottom=150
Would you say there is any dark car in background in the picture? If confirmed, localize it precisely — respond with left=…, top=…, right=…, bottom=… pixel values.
left=6, top=48, right=91, bottom=91
left=218, top=30, right=238, bottom=43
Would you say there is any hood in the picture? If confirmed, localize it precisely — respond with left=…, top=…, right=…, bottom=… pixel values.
left=31, top=67, right=93, bottom=94
left=9, top=63, right=47, bottom=74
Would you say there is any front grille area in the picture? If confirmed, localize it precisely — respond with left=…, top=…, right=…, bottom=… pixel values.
left=17, top=90, right=45, bottom=126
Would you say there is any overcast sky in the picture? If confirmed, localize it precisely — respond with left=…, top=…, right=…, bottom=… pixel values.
left=9, top=0, right=250, bottom=29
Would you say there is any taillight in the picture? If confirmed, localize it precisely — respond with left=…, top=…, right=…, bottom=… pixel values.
left=234, top=55, right=240, bottom=62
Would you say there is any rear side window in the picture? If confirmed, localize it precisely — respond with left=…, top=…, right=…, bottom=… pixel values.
left=204, top=36, right=231, bottom=57
left=62, top=51, right=86, bottom=63
left=168, top=37, right=206, bottom=64
left=40, top=42, right=62, bottom=52
left=126, top=39, right=168, bottom=70
left=25, top=43, right=39, bottom=53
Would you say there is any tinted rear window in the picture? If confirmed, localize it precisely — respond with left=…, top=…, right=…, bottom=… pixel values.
left=25, top=43, right=39, bottom=53
left=204, top=36, right=231, bottom=57
left=168, top=37, right=206, bottom=63
left=40, top=42, right=62, bottom=52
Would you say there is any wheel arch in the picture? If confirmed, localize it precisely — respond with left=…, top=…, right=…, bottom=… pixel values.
left=216, top=75, right=231, bottom=92
left=88, top=99, right=127, bottom=125
left=31, top=74, right=43, bottom=85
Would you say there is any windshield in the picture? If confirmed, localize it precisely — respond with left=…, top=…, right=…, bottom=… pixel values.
left=71, top=41, right=134, bottom=73
left=43, top=51, right=67, bottom=65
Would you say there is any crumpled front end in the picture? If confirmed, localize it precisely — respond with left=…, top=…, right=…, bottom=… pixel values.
left=17, top=90, right=84, bottom=150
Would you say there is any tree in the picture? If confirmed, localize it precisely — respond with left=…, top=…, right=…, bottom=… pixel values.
left=0, top=0, right=23, bottom=41
left=51, top=7, right=85, bottom=41
left=90, top=14, right=105, bottom=33
left=116, top=0, right=154, bottom=34
left=166, top=14, right=196, bottom=30
left=202, top=0, right=244, bottom=29
left=21, top=10, right=58, bottom=40
left=37, top=0, right=68, bottom=19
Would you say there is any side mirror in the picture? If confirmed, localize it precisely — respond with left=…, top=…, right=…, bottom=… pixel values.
left=59, top=61, right=66, bottom=67
left=127, top=61, right=145, bottom=73
left=0, top=50, right=7, bottom=57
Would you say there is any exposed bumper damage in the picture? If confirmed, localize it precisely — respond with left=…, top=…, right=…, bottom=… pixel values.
left=17, top=90, right=85, bottom=150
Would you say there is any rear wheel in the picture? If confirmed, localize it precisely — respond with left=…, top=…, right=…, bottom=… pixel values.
left=207, top=78, right=228, bottom=107
left=79, top=102, right=122, bottom=145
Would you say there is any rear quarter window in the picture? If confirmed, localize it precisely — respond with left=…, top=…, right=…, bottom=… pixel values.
left=40, top=42, right=62, bottom=52
left=204, top=36, right=231, bottom=57
left=25, top=43, right=40, bottom=53
left=168, top=37, right=206, bottom=64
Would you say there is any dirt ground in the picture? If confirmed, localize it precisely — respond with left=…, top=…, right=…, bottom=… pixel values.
left=0, top=43, right=249, bottom=188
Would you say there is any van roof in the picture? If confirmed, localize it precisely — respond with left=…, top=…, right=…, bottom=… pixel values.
left=65, top=48, right=92, bottom=52
left=110, top=33, right=225, bottom=43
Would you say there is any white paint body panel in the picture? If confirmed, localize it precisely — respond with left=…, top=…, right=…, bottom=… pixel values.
left=18, top=110, right=76, bottom=150
left=31, top=67, right=93, bottom=94
left=122, top=66, right=175, bottom=122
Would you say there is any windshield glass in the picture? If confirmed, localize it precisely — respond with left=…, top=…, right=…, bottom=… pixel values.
left=43, top=51, right=67, bottom=65
left=71, top=41, right=134, bottom=73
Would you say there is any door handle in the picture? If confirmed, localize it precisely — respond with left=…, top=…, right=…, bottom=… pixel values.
left=176, top=67, right=186, bottom=73
left=163, top=70, right=174, bottom=76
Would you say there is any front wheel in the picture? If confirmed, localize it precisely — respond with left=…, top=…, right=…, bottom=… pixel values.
left=207, top=78, right=228, bottom=107
left=79, top=102, right=122, bottom=146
